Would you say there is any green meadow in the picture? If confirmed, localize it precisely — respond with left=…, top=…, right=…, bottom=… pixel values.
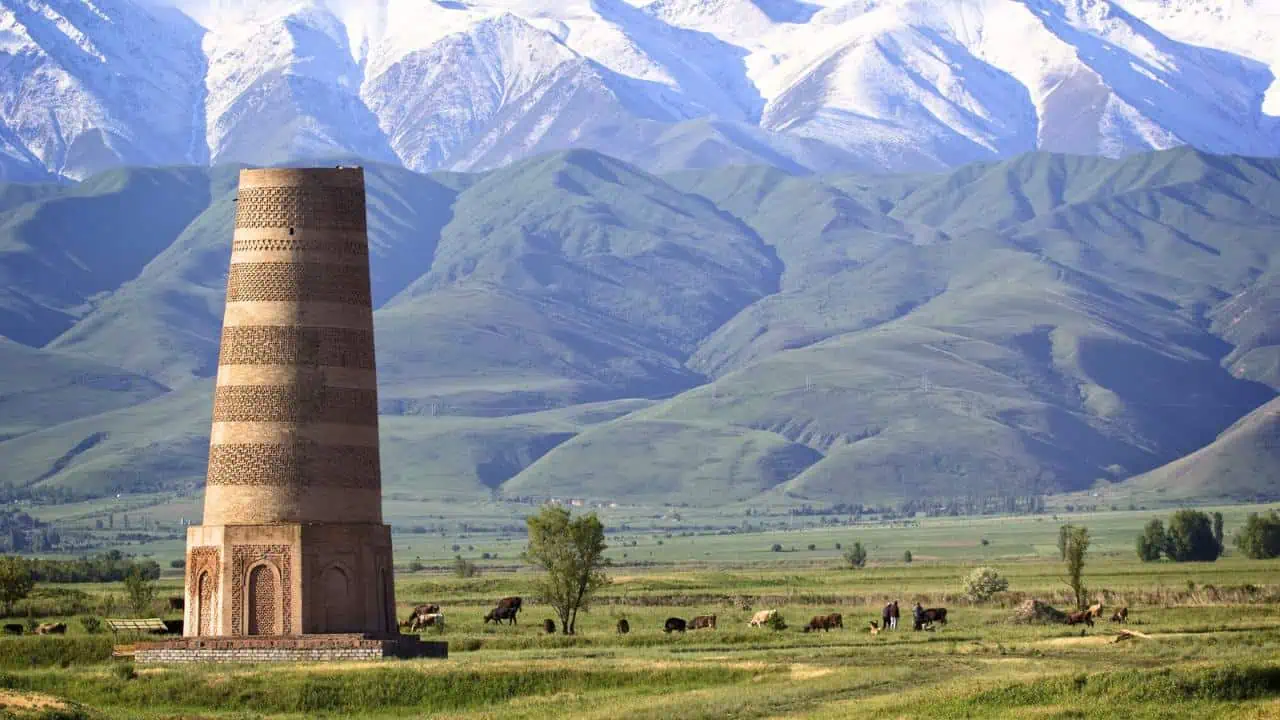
left=3, top=506, right=1280, bottom=718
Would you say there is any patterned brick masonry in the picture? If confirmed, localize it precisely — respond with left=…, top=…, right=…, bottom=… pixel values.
left=134, top=168, right=445, bottom=663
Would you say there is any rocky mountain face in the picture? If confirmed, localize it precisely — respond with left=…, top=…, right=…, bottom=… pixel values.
left=1, top=0, right=1277, bottom=180
left=0, top=147, right=1276, bottom=506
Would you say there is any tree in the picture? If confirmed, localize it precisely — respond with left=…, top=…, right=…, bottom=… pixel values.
left=1235, top=511, right=1280, bottom=560
left=0, top=556, right=34, bottom=616
left=453, top=557, right=478, bottom=578
left=844, top=542, right=867, bottom=569
left=1057, top=524, right=1073, bottom=560
left=1166, top=510, right=1222, bottom=562
left=770, top=543, right=783, bottom=553
left=1212, top=512, right=1224, bottom=549
left=1136, top=518, right=1166, bottom=562
left=524, top=506, right=609, bottom=635
left=123, top=566, right=156, bottom=617
left=903, top=550, right=913, bottom=564
left=1062, top=525, right=1090, bottom=610
left=963, top=567, right=1009, bottom=602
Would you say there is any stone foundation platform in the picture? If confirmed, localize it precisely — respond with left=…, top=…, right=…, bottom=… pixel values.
left=129, top=634, right=447, bottom=664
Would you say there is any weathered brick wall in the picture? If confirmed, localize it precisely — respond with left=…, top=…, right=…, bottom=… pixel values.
left=135, top=646, right=384, bottom=663
left=131, top=635, right=447, bottom=664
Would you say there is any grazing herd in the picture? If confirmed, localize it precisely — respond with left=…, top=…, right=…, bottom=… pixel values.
left=395, top=594, right=1132, bottom=638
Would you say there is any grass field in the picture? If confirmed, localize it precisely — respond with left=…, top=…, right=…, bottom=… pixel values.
left=3, top=508, right=1280, bottom=718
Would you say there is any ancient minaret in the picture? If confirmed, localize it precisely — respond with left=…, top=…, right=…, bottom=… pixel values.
left=183, top=167, right=396, bottom=638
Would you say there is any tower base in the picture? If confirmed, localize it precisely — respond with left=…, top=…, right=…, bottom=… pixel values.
left=182, top=523, right=397, bottom=638
left=129, top=634, right=447, bottom=664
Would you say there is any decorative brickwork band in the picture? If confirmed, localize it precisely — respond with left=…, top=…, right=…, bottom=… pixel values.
left=232, top=236, right=368, bottom=257
left=206, top=443, right=381, bottom=489
left=217, top=326, right=375, bottom=369
left=225, top=262, right=371, bottom=305
left=212, top=385, right=378, bottom=426
left=231, top=545, right=293, bottom=636
left=234, top=187, right=366, bottom=231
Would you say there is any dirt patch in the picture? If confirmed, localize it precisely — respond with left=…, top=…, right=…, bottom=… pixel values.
left=790, top=664, right=833, bottom=680
left=0, top=690, right=68, bottom=713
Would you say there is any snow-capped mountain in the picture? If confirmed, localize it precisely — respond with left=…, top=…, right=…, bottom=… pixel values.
left=1, top=0, right=1276, bottom=180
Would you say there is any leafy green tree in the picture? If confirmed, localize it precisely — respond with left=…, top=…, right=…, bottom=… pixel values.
left=123, top=566, right=156, bottom=617
left=524, top=506, right=609, bottom=635
left=962, top=567, right=1009, bottom=602
left=1212, top=512, right=1224, bottom=549
left=1166, top=510, right=1222, bottom=562
left=1062, top=525, right=1090, bottom=610
left=1235, top=511, right=1280, bottom=560
left=844, top=542, right=867, bottom=569
left=1136, top=518, right=1166, bottom=562
left=1057, top=524, right=1073, bottom=560
left=902, top=550, right=913, bottom=564
left=0, top=556, right=34, bottom=616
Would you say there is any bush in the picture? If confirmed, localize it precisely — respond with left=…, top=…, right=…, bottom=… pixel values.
left=903, top=550, right=913, bottom=564
left=124, top=567, right=156, bottom=617
left=453, top=558, right=478, bottom=579
left=770, top=544, right=783, bottom=553
left=765, top=613, right=787, bottom=631
left=169, top=559, right=185, bottom=569
left=1235, top=511, right=1280, bottom=559
left=80, top=616, right=102, bottom=634
left=407, top=560, right=425, bottom=572
left=1166, top=510, right=1222, bottom=562
left=0, top=556, right=34, bottom=616
left=962, top=566, right=1009, bottom=602
left=843, top=542, right=867, bottom=569
left=1136, top=518, right=1166, bottom=562
left=807, top=544, right=816, bottom=551
left=112, top=663, right=137, bottom=682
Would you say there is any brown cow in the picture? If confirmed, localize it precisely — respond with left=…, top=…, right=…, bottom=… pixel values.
left=35, top=622, right=67, bottom=635
left=496, top=597, right=522, bottom=615
left=1086, top=602, right=1104, bottom=620
left=1065, top=611, right=1094, bottom=627
left=913, top=607, right=947, bottom=630
left=616, top=618, right=630, bottom=634
left=690, top=615, right=717, bottom=630
left=1109, top=607, right=1129, bottom=623
left=804, top=613, right=842, bottom=632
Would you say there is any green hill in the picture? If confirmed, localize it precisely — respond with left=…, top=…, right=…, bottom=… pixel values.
left=0, top=148, right=1275, bottom=507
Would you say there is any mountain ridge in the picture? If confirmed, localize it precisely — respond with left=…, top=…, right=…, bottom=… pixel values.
left=1, top=0, right=1277, bottom=181
left=0, top=146, right=1275, bottom=507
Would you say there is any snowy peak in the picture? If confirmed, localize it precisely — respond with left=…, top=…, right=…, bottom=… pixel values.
left=0, top=0, right=1276, bottom=180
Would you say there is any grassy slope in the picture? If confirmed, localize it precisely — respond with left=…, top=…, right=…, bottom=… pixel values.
left=0, top=149, right=1276, bottom=506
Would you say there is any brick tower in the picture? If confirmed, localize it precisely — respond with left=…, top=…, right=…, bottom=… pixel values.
left=181, top=168, right=396, bottom=640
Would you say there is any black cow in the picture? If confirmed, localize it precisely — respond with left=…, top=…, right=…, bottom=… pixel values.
left=2, top=624, right=21, bottom=635
left=484, top=606, right=519, bottom=625
left=616, top=619, right=630, bottom=634
left=543, top=619, right=556, bottom=634
left=913, top=607, right=947, bottom=630
left=664, top=617, right=687, bottom=634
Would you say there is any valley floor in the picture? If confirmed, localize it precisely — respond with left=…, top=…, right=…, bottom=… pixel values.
left=4, top=553, right=1280, bottom=719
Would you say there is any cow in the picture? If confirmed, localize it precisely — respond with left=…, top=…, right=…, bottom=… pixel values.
left=804, top=613, right=842, bottom=632
left=35, top=622, right=67, bottom=635
left=496, top=597, right=522, bottom=616
left=913, top=607, right=947, bottom=631
left=409, top=613, right=445, bottom=631
left=1065, top=611, right=1094, bottom=627
left=748, top=609, right=778, bottom=627
left=690, top=615, right=717, bottom=630
left=616, top=619, right=630, bottom=634
left=664, top=617, right=687, bottom=634
left=1109, top=607, right=1129, bottom=624
left=2, top=624, right=21, bottom=635
left=401, top=604, right=442, bottom=631
left=543, top=619, right=556, bottom=634
left=484, top=606, right=519, bottom=625
left=1086, top=602, right=1105, bottom=620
